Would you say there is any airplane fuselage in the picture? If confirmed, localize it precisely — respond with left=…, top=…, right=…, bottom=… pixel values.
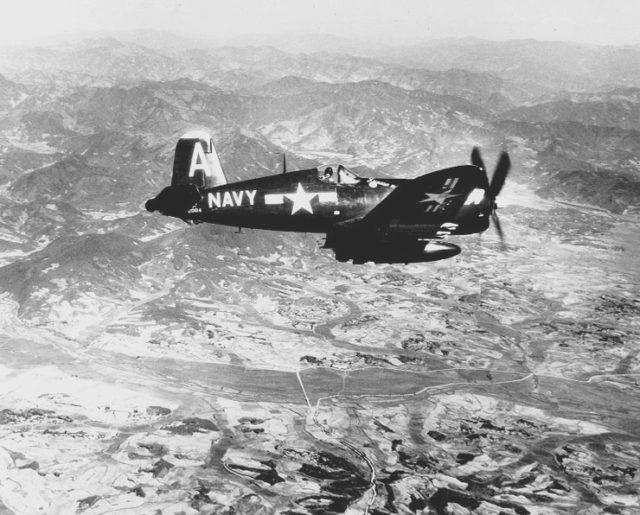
left=179, top=168, right=490, bottom=238
left=184, top=169, right=394, bottom=232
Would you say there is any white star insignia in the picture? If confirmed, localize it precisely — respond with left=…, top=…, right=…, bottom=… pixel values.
left=285, top=183, right=317, bottom=214
left=420, top=191, right=460, bottom=205
left=419, top=191, right=462, bottom=213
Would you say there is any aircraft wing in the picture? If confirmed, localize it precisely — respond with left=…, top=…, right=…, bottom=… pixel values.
left=358, top=165, right=483, bottom=227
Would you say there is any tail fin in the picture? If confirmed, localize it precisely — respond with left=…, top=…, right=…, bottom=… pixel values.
left=171, top=131, right=227, bottom=189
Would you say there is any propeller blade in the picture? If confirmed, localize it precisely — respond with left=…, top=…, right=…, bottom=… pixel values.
left=489, top=151, right=511, bottom=198
left=491, top=210, right=506, bottom=249
left=471, top=146, right=485, bottom=171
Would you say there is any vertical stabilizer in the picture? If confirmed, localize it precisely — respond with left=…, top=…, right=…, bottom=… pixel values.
left=171, top=131, right=227, bottom=189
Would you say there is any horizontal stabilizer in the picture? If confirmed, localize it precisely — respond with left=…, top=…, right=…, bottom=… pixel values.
left=145, top=184, right=201, bottom=216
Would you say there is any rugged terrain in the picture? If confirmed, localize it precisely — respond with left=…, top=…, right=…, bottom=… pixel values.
left=0, top=34, right=638, bottom=514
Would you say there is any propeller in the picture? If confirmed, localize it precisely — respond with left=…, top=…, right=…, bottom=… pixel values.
left=471, top=147, right=511, bottom=248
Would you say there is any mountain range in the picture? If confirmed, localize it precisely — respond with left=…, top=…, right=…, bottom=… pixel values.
left=0, top=32, right=638, bottom=514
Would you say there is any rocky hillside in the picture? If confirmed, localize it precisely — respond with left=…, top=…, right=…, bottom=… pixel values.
left=0, top=33, right=638, bottom=514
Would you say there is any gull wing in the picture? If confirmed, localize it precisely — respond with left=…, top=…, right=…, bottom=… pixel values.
left=360, top=165, right=482, bottom=227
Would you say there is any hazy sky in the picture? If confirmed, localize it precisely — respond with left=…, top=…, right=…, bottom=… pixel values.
left=3, top=0, right=639, bottom=46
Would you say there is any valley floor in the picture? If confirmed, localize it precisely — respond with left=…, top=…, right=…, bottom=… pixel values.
left=0, top=184, right=639, bottom=514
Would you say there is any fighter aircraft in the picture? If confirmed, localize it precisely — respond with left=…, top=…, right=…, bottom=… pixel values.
left=145, top=131, right=510, bottom=264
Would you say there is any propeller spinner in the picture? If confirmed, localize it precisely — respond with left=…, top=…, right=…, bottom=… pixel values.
left=471, top=147, right=511, bottom=247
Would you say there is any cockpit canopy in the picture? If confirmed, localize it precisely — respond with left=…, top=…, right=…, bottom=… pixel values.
left=318, top=164, right=361, bottom=185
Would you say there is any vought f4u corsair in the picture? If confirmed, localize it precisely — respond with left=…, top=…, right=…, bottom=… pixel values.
left=146, top=131, right=511, bottom=264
